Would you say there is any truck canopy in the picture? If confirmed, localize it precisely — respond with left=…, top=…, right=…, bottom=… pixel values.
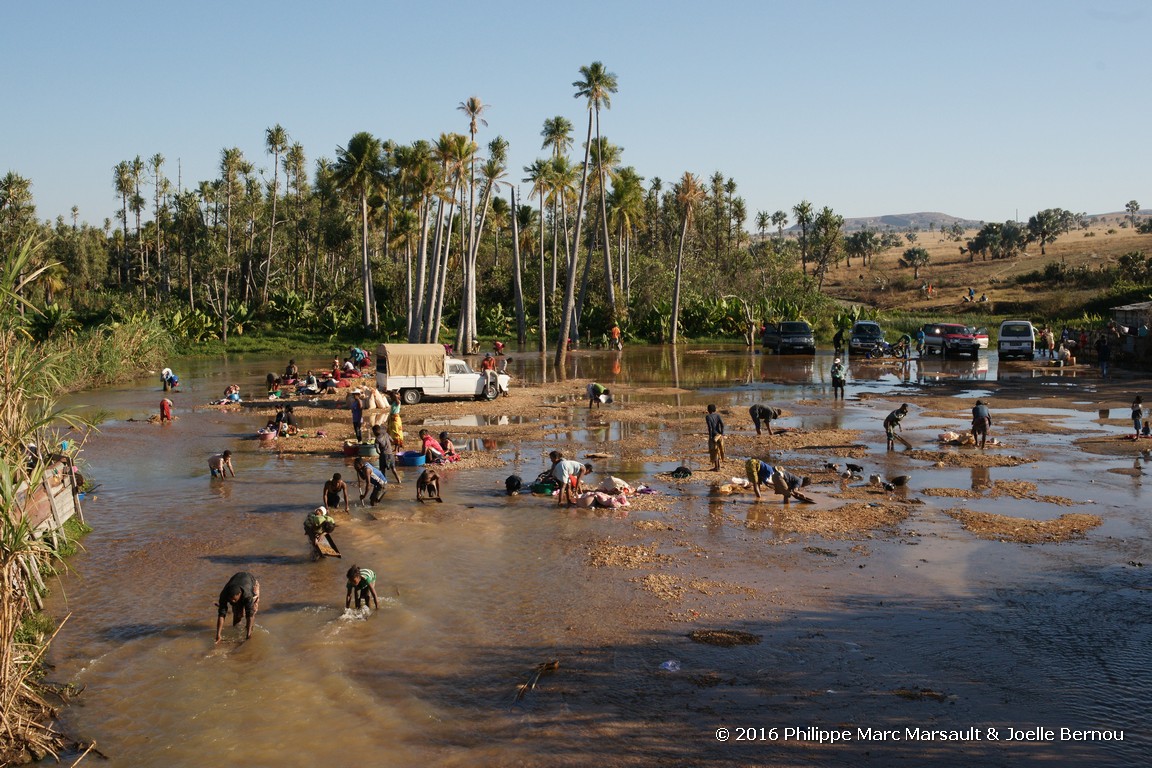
left=375, top=344, right=446, bottom=377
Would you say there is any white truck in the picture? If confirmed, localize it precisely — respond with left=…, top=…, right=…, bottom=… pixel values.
left=374, top=343, right=509, bottom=405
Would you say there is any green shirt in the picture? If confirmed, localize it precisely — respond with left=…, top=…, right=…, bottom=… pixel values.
left=347, top=568, right=376, bottom=593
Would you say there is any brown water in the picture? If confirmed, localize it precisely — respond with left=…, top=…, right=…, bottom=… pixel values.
left=42, top=346, right=1152, bottom=766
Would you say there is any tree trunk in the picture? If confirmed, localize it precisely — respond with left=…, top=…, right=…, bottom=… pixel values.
left=594, top=110, right=616, bottom=319
left=669, top=214, right=690, bottom=345
left=510, top=189, right=526, bottom=346
left=555, top=112, right=595, bottom=369
left=360, top=194, right=372, bottom=329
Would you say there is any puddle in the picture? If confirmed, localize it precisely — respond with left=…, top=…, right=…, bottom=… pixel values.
left=422, top=414, right=529, bottom=427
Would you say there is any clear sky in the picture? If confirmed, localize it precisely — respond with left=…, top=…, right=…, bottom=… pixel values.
left=4, top=0, right=1148, bottom=227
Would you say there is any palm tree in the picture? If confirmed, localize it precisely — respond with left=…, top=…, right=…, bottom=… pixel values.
left=792, top=200, right=814, bottom=274
left=457, top=142, right=507, bottom=353
left=771, top=210, right=788, bottom=237
left=263, top=124, right=289, bottom=303
left=607, top=166, right=644, bottom=303
left=332, top=131, right=386, bottom=330
left=547, top=155, right=577, bottom=296
left=541, top=117, right=574, bottom=296
left=557, top=61, right=618, bottom=366
left=282, top=141, right=307, bottom=291
left=458, top=96, right=488, bottom=262
left=488, top=195, right=510, bottom=268
left=670, top=172, right=704, bottom=345
left=541, top=116, right=574, bottom=159
left=755, top=210, right=770, bottom=239
left=148, top=154, right=169, bottom=294
left=524, top=158, right=550, bottom=352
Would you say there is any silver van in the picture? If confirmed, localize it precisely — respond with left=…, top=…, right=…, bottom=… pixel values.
left=997, top=320, right=1035, bottom=360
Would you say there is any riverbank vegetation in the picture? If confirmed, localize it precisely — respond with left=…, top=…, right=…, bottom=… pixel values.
left=2, top=65, right=1150, bottom=363
left=0, top=240, right=106, bottom=763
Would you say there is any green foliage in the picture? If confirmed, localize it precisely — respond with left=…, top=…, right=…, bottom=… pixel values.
left=268, top=289, right=315, bottom=326
left=29, top=303, right=78, bottom=341
left=13, top=613, right=55, bottom=647
left=479, top=302, right=512, bottom=337
left=227, top=301, right=253, bottom=336
left=899, top=247, right=930, bottom=278
left=164, top=307, right=218, bottom=344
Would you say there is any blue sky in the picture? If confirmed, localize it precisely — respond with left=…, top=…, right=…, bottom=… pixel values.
left=4, top=0, right=1148, bottom=227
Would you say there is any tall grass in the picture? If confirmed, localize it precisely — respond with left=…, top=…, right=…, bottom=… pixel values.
left=0, top=238, right=90, bottom=760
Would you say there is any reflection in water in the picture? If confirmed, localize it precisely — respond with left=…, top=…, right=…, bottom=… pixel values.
left=970, top=465, right=991, bottom=490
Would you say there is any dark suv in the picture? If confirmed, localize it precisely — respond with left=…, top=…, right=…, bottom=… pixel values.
left=762, top=321, right=816, bottom=354
left=921, top=323, right=980, bottom=357
left=848, top=321, right=885, bottom=355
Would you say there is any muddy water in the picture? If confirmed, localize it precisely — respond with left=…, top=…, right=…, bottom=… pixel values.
left=43, top=346, right=1152, bottom=766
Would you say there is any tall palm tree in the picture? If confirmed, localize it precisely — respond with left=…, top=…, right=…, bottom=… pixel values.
left=755, top=210, right=770, bottom=239
left=112, top=162, right=133, bottom=285
left=541, top=116, right=574, bottom=159
left=333, top=131, right=386, bottom=330
left=771, top=210, right=788, bottom=237
left=607, top=166, right=644, bottom=302
left=541, top=117, right=573, bottom=296
left=524, top=158, right=550, bottom=352
left=547, top=156, right=577, bottom=296
left=670, top=172, right=704, bottom=345
left=263, top=124, right=289, bottom=303
left=148, top=154, right=169, bottom=294
left=458, top=96, right=488, bottom=263
left=557, top=61, right=617, bottom=367
left=792, top=200, right=814, bottom=274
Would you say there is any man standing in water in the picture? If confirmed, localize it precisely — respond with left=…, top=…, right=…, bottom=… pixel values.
left=705, top=404, right=725, bottom=471
left=215, top=572, right=259, bottom=643
left=322, top=472, right=350, bottom=513
left=884, top=403, right=910, bottom=451
left=372, top=424, right=402, bottom=484
left=971, top=399, right=993, bottom=449
left=830, top=358, right=846, bottom=400
left=346, top=565, right=380, bottom=610
left=208, top=450, right=235, bottom=478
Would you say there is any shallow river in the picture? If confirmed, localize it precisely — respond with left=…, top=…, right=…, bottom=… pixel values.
left=42, top=346, right=1152, bottom=766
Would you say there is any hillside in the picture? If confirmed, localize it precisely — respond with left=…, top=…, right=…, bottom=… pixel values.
left=818, top=220, right=1151, bottom=320
left=841, top=211, right=984, bottom=232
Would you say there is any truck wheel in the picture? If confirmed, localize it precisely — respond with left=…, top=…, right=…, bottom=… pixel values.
left=401, top=388, right=422, bottom=405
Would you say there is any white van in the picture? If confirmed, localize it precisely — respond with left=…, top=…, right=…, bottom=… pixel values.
left=997, top=320, right=1035, bottom=360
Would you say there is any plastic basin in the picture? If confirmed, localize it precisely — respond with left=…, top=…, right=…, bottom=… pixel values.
left=398, top=451, right=426, bottom=467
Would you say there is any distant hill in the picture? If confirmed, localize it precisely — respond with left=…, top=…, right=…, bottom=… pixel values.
left=777, top=210, right=1148, bottom=235
left=840, top=212, right=984, bottom=233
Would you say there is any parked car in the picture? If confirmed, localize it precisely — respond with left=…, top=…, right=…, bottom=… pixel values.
left=762, top=321, right=816, bottom=354
left=997, top=320, right=1036, bottom=360
left=971, top=327, right=989, bottom=349
left=921, top=323, right=980, bottom=357
left=848, top=321, right=885, bottom=355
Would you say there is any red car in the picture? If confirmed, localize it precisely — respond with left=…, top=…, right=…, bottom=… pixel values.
left=921, top=323, right=981, bottom=357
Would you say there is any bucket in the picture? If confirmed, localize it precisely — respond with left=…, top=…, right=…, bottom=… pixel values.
left=258, top=429, right=278, bottom=442
left=532, top=482, right=558, bottom=495
left=398, top=450, right=426, bottom=467
left=342, top=441, right=360, bottom=457
left=357, top=442, right=379, bottom=458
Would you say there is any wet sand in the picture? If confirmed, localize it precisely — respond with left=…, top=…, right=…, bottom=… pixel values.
left=46, top=350, right=1152, bottom=766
